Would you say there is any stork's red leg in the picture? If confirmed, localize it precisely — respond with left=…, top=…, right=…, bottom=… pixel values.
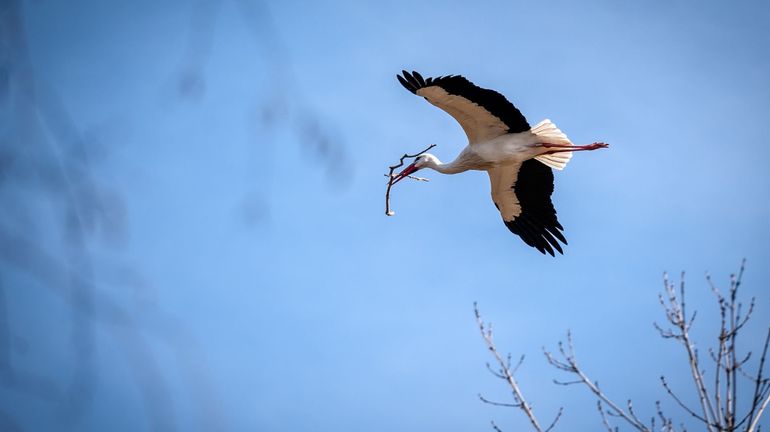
left=542, top=142, right=608, bottom=154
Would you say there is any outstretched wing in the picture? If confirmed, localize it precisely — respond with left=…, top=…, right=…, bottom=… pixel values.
left=487, top=161, right=567, bottom=256
left=397, top=70, right=530, bottom=144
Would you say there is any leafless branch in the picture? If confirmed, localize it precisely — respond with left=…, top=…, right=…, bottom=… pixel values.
left=552, top=379, right=583, bottom=386
left=660, top=375, right=714, bottom=425
left=656, top=272, right=719, bottom=430
left=510, top=354, right=526, bottom=374
left=748, top=392, right=770, bottom=432
left=384, top=144, right=436, bottom=216
left=475, top=303, right=562, bottom=432
left=597, top=400, right=618, bottom=432
left=477, top=261, right=768, bottom=432
left=479, top=394, right=522, bottom=408
left=544, top=331, right=650, bottom=431
left=491, top=420, right=505, bottom=432
left=655, top=260, right=770, bottom=432
left=543, top=407, right=564, bottom=432
left=655, top=400, right=676, bottom=432
left=747, top=328, right=770, bottom=432
left=486, top=362, right=508, bottom=379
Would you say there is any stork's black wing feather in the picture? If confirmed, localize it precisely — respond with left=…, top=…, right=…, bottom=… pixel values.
left=397, top=70, right=530, bottom=135
left=499, top=160, right=567, bottom=256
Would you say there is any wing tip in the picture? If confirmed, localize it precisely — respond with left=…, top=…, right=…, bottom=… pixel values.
left=504, top=218, right=566, bottom=256
left=411, top=70, right=426, bottom=86
left=397, top=73, right=417, bottom=94
left=397, top=70, right=437, bottom=94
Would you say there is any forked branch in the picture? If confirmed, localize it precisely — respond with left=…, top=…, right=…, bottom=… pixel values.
left=655, top=272, right=719, bottom=431
left=654, top=260, right=770, bottom=432
left=544, top=331, right=654, bottom=431
left=475, top=303, right=563, bottom=432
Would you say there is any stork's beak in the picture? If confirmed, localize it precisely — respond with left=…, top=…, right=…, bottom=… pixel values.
left=390, top=162, right=419, bottom=185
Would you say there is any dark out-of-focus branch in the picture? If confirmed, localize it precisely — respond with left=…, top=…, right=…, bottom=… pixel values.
left=1, top=1, right=226, bottom=430
left=175, top=0, right=222, bottom=101
left=235, top=0, right=351, bottom=189
left=171, top=0, right=349, bottom=224
left=2, top=1, right=100, bottom=426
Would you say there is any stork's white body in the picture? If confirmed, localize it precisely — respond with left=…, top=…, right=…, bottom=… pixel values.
left=481, top=132, right=539, bottom=158
left=465, top=132, right=541, bottom=167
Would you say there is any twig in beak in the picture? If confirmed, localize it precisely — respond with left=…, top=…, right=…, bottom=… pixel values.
left=384, top=144, right=436, bottom=216
left=383, top=174, right=430, bottom=182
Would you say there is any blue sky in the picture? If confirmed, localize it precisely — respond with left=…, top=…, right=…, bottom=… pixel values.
left=2, top=0, right=770, bottom=430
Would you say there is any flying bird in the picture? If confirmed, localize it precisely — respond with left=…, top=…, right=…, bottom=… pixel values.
left=392, top=70, right=608, bottom=256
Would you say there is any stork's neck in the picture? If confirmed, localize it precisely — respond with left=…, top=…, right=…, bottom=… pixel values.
left=428, top=157, right=468, bottom=175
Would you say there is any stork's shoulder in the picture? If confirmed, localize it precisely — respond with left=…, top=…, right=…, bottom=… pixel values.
left=452, top=146, right=496, bottom=171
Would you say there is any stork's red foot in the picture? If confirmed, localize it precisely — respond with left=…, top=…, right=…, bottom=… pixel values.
left=542, top=142, right=609, bottom=150
left=542, top=142, right=609, bottom=155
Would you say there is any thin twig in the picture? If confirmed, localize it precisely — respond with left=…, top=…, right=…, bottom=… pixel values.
left=660, top=376, right=715, bottom=426
left=383, top=173, right=430, bottom=182
left=478, top=394, right=521, bottom=408
left=658, top=272, right=718, bottom=431
left=709, top=273, right=727, bottom=425
left=597, top=400, right=614, bottom=432
left=726, top=272, right=737, bottom=428
left=384, top=144, right=435, bottom=216
left=544, top=407, right=564, bottom=432
left=749, top=391, right=770, bottom=432
left=747, top=328, right=770, bottom=432
left=475, top=303, right=551, bottom=432
left=544, top=331, right=650, bottom=431
left=486, top=362, right=507, bottom=380
left=491, top=420, right=504, bottom=432
left=655, top=400, right=675, bottom=432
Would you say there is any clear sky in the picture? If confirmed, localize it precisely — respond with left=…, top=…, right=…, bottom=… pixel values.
left=2, top=0, right=769, bottom=430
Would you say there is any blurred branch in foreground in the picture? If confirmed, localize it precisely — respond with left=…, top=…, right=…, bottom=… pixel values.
left=1, top=1, right=225, bottom=429
left=169, top=0, right=350, bottom=225
left=478, top=260, right=769, bottom=431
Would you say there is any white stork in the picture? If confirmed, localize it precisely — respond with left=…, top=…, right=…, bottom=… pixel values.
left=392, top=70, right=608, bottom=256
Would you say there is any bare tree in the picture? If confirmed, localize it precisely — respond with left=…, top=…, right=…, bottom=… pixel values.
left=477, top=260, right=770, bottom=431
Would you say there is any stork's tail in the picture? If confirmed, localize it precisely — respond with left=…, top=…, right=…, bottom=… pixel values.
left=531, top=119, right=573, bottom=171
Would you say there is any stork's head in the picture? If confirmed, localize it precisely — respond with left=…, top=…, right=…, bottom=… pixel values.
left=390, top=153, right=439, bottom=185
left=414, top=153, right=440, bottom=169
